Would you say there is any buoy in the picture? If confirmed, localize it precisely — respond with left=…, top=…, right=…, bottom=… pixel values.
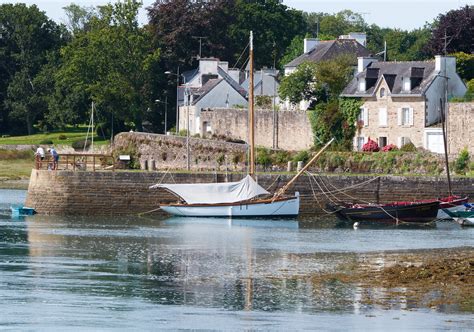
left=353, top=222, right=360, bottom=229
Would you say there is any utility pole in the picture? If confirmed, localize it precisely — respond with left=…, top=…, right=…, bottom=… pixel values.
left=192, top=36, right=207, bottom=59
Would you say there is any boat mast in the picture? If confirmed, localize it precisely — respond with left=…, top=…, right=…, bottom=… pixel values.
left=249, top=31, right=255, bottom=178
left=441, top=31, right=452, bottom=196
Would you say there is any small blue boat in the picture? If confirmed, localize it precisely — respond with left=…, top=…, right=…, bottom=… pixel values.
left=10, top=205, right=36, bottom=216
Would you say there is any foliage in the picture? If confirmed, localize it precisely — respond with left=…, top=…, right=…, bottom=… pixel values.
left=0, top=3, right=67, bottom=135
left=303, top=10, right=367, bottom=40
left=382, top=144, right=398, bottom=152
left=255, top=95, right=272, bottom=109
left=454, top=148, right=470, bottom=174
left=279, top=55, right=355, bottom=107
left=53, top=0, right=161, bottom=131
left=292, top=150, right=309, bottom=164
left=279, top=61, right=317, bottom=105
left=113, top=142, right=140, bottom=169
left=178, top=129, right=188, bottom=137
left=39, top=139, right=54, bottom=145
left=450, top=52, right=474, bottom=81
left=279, top=35, right=304, bottom=68
left=425, top=6, right=474, bottom=56
left=273, top=150, right=290, bottom=164
left=256, top=147, right=272, bottom=169
left=400, top=142, right=417, bottom=152
left=216, top=153, right=225, bottom=166
left=72, top=139, right=91, bottom=150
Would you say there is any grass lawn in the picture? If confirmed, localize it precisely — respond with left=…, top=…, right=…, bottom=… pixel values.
left=0, top=127, right=109, bottom=146
left=0, top=159, right=34, bottom=180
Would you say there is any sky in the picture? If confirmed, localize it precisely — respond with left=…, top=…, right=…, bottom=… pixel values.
left=0, top=0, right=472, bottom=31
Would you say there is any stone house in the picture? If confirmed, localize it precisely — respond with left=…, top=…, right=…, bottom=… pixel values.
left=178, top=58, right=248, bottom=135
left=283, top=33, right=372, bottom=111
left=341, top=56, right=467, bottom=153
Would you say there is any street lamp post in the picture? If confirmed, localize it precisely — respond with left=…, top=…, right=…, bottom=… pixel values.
left=155, top=96, right=168, bottom=134
left=165, top=67, right=180, bottom=134
left=165, top=69, right=190, bottom=170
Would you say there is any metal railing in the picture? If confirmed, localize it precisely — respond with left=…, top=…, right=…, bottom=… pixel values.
left=35, top=153, right=115, bottom=172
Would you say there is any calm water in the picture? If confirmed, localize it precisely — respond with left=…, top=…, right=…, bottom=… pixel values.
left=1, top=189, right=473, bottom=330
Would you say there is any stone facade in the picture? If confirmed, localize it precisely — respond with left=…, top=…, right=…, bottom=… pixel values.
left=113, top=132, right=248, bottom=171
left=355, top=83, right=426, bottom=149
left=448, top=102, right=474, bottom=156
left=199, top=108, right=313, bottom=151
left=25, top=169, right=473, bottom=216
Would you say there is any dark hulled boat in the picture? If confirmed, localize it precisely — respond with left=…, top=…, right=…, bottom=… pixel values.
left=328, top=201, right=441, bottom=223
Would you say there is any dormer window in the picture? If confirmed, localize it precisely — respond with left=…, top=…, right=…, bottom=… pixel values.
left=380, top=88, right=385, bottom=98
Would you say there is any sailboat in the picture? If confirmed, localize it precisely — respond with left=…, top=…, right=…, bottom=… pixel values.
left=150, top=31, right=333, bottom=218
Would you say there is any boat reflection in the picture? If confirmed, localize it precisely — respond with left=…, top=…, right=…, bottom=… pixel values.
left=163, top=216, right=299, bottom=229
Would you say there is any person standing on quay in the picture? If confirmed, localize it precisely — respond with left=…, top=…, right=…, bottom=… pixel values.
left=35, top=146, right=45, bottom=169
left=48, top=147, right=59, bottom=170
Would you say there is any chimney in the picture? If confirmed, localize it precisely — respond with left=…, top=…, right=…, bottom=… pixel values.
left=228, top=68, right=242, bottom=84
left=219, top=61, right=229, bottom=73
left=304, top=38, right=319, bottom=53
left=357, top=57, right=377, bottom=73
left=435, top=55, right=456, bottom=74
left=348, top=32, right=367, bottom=47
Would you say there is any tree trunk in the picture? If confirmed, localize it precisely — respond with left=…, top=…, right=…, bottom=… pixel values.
left=26, top=112, right=34, bottom=135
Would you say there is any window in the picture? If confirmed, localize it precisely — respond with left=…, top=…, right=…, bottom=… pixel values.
left=356, top=137, right=365, bottom=151
left=398, top=137, right=411, bottom=148
left=398, top=107, right=413, bottom=126
left=379, top=137, right=387, bottom=148
left=378, top=108, right=387, bottom=127
left=357, top=107, right=368, bottom=127
left=358, top=79, right=366, bottom=92
left=380, top=88, right=385, bottom=98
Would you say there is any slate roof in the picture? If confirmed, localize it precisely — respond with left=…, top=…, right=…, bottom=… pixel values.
left=284, top=39, right=372, bottom=68
left=341, top=60, right=437, bottom=97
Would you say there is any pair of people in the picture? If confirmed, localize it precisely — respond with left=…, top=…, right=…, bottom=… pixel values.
left=35, top=146, right=59, bottom=170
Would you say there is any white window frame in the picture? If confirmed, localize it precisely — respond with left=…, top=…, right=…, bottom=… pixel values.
left=398, top=107, right=414, bottom=127
left=398, top=136, right=411, bottom=148
left=380, top=88, right=385, bottom=98
left=356, top=136, right=366, bottom=151
left=358, top=107, right=369, bottom=127
left=378, top=108, right=387, bottom=127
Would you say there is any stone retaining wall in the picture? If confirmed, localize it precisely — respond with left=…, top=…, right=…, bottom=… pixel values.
left=25, top=169, right=473, bottom=217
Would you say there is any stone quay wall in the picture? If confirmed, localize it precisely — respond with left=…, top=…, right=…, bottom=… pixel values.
left=113, top=132, right=248, bottom=171
left=25, top=169, right=473, bottom=217
left=200, top=108, right=313, bottom=151
left=448, top=102, right=474, bottom=156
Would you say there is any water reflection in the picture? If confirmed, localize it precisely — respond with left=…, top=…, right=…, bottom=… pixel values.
left=1, top=189, right=473, bottom=329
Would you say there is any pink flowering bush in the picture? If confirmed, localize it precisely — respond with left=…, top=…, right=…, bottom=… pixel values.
left=382, top=144, right=398, bottom=152
left=362, top=138, right=379, bottom=152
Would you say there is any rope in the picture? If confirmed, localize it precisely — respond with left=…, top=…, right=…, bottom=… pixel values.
left=232, top=42, right=249, bottom=70
left=138, top=206, right=162, bottom=217
left=265, top=175, right=281, bottom=191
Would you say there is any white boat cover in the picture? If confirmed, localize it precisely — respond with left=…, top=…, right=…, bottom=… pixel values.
left=149, top=175, right=269, bottom=204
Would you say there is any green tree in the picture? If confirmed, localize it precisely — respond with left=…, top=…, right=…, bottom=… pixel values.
left=278, top=61, right=317, bottom=105
left=0, top=3, right=65, bottom=134
left=53, top=0, right=160, bottom=131
left=450, top=52, right=474, bottom=81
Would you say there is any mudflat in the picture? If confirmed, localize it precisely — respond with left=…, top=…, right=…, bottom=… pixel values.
left=309, top=247, right=474, bottom=312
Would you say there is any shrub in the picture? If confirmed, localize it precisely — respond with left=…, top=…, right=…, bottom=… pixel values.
left=72, top=139, right=91, bottom=150
left=178, top=129, right=188, bottom=137
left=39, top=139, right=54, bottom=145
left=292, top=150, right=310, bottom=164
left=400, top=142, right=416, bottom=152
left=273, top=150, right=290, bottom=165
left=216, top=153, right=225, bottom=166
left=256, top=148, right=272, bottom=169
left=454, top=148, right=470, bottom=174
left=58, top=134, right=67, bottom=140
left=382, top=144, right=398, bottom=152
left=362, top=138, right=379, bottom=152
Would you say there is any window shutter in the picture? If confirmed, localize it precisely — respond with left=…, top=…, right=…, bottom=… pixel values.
left=379, top=108, right=387, bottom=126
left=397, top=108, right=402, bottom=126
left=364, top=108, right=369, bottom=127
left=409, top=107, right=414, bottom=126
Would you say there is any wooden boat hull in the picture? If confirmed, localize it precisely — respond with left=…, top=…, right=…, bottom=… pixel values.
left=160, top=195, right=300, bottom=218
left=329, top=201, right=440, bottom=223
